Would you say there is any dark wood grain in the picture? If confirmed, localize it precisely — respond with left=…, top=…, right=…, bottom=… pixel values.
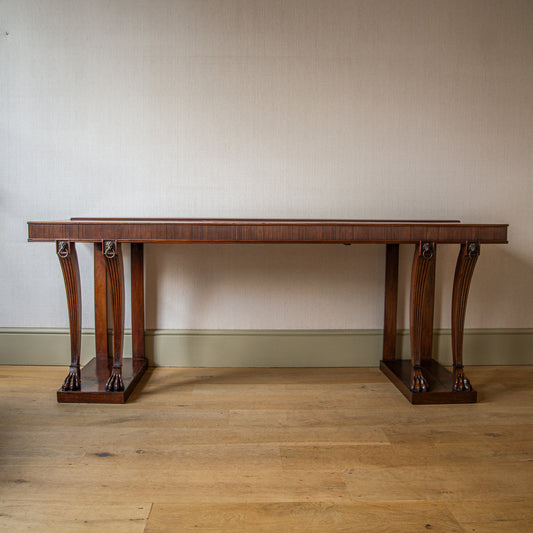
left=409, top=242, right=436, bottom=392
left=28, top=220, right=509, bottom=244
left=70, top=218, right=463, bottom=222
left=93, top=242, right=109, bottom=359
left=103, top=241, right=125, bottom=392
left=382, top=244, right=399, bottom=361
left=451, top=243, right=480, bottom=392
left=421, top=244, right=436, bottom=361
left=131, top=243, right=145, bottom=362
left=56, top=241, right=82, bottom=392
left=380, top=359, right=477, bottom=404
left=28, top=219, right=508, bottom=405
left=57, top=357, right=148, bottom=404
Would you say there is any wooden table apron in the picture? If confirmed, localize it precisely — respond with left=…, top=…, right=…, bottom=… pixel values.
left=27, top=219, right=509, bottom=404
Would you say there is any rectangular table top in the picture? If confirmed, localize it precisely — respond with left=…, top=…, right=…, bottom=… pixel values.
left=28, top=218, right=508, bottom=244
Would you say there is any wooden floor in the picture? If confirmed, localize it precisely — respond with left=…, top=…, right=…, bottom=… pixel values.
left=1, top=365, right=533, bottom=532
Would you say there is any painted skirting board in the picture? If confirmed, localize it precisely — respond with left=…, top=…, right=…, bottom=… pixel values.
left=0, top=328, right=531, bottom=367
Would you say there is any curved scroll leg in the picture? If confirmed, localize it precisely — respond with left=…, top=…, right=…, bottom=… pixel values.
left=103, top=241, right=125, bottom=392
left=409, top=242, right=436, bottom=392
left=451, top=242, right=479, bottom=392
left=57, top=241, right=82, bottom=391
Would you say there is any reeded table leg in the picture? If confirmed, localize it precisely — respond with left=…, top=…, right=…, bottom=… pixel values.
left=57, top=241, right=147, bottom=403
left=57, top=241, right=82, bottom=391
left=451, top=242, right=480, bottom=391
left=380, top=240, right=478, bottom=404
left=103, top=241, right=125, bottom=392
left=409, top=242, right=436, bottom=392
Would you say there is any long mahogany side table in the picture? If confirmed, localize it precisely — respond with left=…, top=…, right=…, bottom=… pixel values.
left=27, top=218, right=508, bottom=404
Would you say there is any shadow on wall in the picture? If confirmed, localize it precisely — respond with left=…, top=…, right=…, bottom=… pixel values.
left=394, top=242, right=531, bottom=332
left=142, top=242, right=530, bottom=332
left=138, top=242, right=529, bottom=366
left=143, top=243, right=384, bottom=366
left=467, top=245, right=533, bottom=328
left=143, top=242, right=385, bottom=331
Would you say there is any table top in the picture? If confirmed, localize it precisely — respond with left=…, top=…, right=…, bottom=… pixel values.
left=28, top=218, right=508, bottom=244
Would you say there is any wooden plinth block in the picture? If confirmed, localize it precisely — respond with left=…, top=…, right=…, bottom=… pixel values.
left=57, top=357, right=148, bottom=404
left=380, top=359, right=477, bottom=404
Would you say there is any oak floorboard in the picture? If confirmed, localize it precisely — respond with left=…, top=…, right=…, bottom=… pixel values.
left=1, top=365, right=532, bottom=532
left=457, top=521, right=533, bottom=532
left=1, top=465, right=349, bottom=504
left=145, top=501, right=465, bottom=532
left=281, top=440, right=532, bottom=470
left=0, top=501, right=151, bottom=532
left=447, top=497, right=533, bottom=525
left=343, top=463, right=533, bottom=502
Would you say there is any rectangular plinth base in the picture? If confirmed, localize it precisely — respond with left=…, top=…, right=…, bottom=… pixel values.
left=380, top=359, right=477, bottom=404
left=57, top=357, right=148, bottom=404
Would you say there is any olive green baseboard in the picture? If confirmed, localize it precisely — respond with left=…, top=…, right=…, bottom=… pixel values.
left=0, top=328, right=531, bottom=367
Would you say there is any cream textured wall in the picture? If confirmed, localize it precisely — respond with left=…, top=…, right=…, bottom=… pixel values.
left=1, top=1, right=532, bottom=335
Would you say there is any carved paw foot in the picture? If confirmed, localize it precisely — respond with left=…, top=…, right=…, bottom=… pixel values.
left=105, top=368, right=124, bottom=392
left=61, top=366, right=81, bottom=391
left=453, top=367, right=472, bottom=392
left=410, top=368, right=428, bottom=393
